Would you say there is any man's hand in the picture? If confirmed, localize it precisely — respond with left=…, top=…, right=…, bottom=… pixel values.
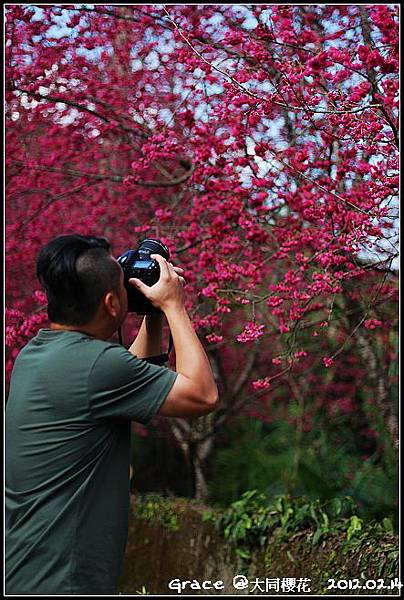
left=129, top=254, right=186, bottom=313
left=128, top=313, right=164, bottom=359
left=130, top=254, right=218, bottom=418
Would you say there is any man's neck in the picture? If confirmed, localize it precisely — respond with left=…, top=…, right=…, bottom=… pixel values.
left=49, top=322, right=111, bottom=341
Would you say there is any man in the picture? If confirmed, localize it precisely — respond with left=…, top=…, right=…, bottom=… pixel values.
left=5, top=234, right=218, bottom=595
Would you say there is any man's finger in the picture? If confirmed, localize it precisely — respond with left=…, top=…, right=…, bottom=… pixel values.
left=150, top=254, right=169, bottom=278
left=172, top=266, right=184, bottom=275
left=128, top=277, right=149, bottom=296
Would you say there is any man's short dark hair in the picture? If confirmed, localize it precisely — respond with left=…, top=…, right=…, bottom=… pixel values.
left=36, top=234, right=122, bottom=326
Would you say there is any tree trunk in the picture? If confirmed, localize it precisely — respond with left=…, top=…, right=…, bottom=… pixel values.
left=189, top=446, right=209, bottom=502
left=355, top=331, right=399, bottom=453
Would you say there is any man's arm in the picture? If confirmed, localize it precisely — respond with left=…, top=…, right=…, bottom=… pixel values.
left=160, top=303, right=218, bottom=416
left=128, top=314, right=163, bottom=358
left=129, top=255, right=218, bottom=418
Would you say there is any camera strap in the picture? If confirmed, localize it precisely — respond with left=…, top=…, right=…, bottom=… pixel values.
left=117, top=327, right=173, bottom=366
left=143, top=333, right=173, bottom=366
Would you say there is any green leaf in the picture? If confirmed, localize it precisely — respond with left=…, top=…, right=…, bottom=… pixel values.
left=312, top=527, right=323, bottom=545
left=320, top=510, right=329, bottom=529
left=310, top=502, right=320, bottom=525
left=236, top=547, right=251, bottom=560
left=136, top=586, right=150, bottom=595
left=328, top=497, right=342, bottom=517
left=346, top=515, right=363, bottom=542
left=280, top=507, right=294, bottom=529
left=382, top=517, right=393, bottom=533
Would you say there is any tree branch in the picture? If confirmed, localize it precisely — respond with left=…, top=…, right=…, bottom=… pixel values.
left=11, top=160, right=195, bottom=188
left=162, top=7, right=381, bottom=117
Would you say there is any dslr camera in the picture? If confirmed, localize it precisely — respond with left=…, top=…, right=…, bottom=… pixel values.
left=117, top=239, right=169, bottom=314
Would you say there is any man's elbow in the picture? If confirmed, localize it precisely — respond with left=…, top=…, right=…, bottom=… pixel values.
left=201, top=387, right=219, bottom=413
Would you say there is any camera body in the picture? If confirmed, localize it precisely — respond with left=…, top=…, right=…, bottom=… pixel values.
left=117, top=239, right=169, bottom=314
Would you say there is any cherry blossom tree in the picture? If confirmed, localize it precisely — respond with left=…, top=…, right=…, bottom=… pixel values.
left=6, top=5, right=398, bottom=499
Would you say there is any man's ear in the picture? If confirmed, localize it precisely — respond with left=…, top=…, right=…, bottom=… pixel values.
left=103, top=291, right=120, bottom=318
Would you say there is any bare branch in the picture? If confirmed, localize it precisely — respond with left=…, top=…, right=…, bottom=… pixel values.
left=11, top=160, right=195, bottom=188
left=232, top=346, right=259, bottom=397
left=16, top=88, right=111, bottom=124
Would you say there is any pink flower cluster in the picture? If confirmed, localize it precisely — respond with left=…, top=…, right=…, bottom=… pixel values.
left=236, top=322, right=265, bottom=343
left=205, top=333, right=223, bottom=344
left=364, top=319, right=382, bottom=330
left=4, top=3, right=398, bottom=405
left=252, top=377, right=271, bottom=390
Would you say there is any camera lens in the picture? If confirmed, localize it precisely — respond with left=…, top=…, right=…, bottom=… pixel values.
left=138, top=239, right=169, bottom=259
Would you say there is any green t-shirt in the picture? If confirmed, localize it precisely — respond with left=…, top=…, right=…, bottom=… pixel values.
left=5, top=329, right=177, bottom=595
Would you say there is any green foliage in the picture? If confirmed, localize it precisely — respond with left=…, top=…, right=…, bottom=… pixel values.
left=204, top=489, right=398, bottom=577
left=346, top=515, right=363, bottom=542
left=206, top=489, right=358, bottom=547
left=208, top=418, right=398, bottom=526
left=209, top=419, right=296, bottom=502
left=135, top=586, right=150, bottom=595
left=133, top=493, right=179, bottom=532
left=127, top=491, right=398, bottom=592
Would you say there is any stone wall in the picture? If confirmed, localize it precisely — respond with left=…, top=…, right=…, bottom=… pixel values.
left=118, top=496, right=399, bottom=596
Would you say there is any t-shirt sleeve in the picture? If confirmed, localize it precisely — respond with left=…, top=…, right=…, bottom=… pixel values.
left=87, top=345, right=177, bottom=424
